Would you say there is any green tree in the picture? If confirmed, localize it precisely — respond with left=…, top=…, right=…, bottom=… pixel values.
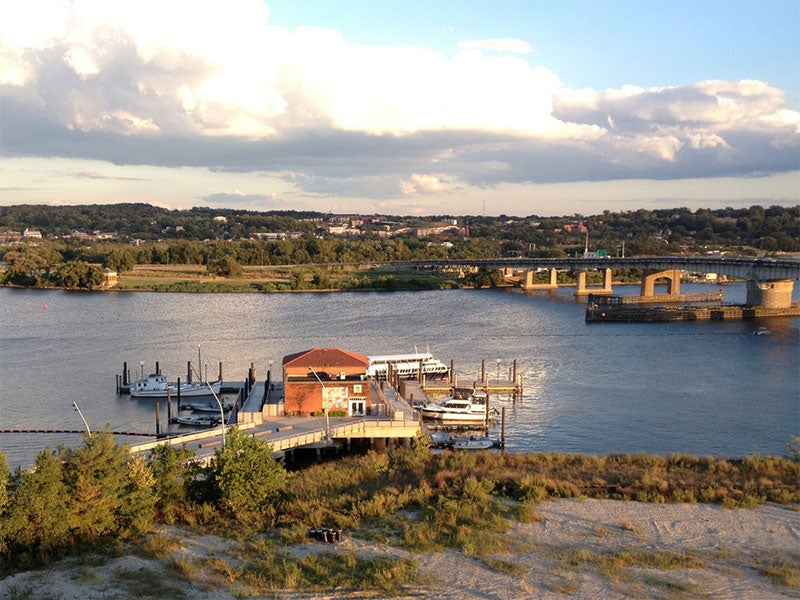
left=207, top=255, right=243, bottom=278
left=148, top=443, right=199, bottom=523
left=60, top=431, right=133, bottom=543
left=207, top=427, right=287, bottom=515
left=104, top=246, right=136, bottom=272
left=56, top=260, right=103, bottom=289
left=2, top=449, right=70, bottom=563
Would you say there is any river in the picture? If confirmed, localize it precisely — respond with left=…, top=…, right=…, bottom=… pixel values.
left=0, top=283, right=798, bottom=468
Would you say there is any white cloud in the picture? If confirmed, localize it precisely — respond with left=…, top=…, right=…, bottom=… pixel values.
left=0, top=0, right=797, bottom=210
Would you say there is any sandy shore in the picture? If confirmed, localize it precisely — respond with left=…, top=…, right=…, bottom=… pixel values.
left=2, top=499, right=798, bottom=599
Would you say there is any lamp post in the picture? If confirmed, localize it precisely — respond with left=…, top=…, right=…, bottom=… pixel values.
left=72, top=401, right=91, bottom=437
left=496, top=359, right=501, bottom=384
left=308, top=366, right=331, bottom=441
left=205, top=381, right=226, bottom=447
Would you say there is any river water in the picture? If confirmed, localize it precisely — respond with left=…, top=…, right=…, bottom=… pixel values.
left=0, top=283, right=798, bottom=468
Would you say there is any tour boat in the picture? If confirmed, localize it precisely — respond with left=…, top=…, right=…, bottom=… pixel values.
left=366, top=350, right=449, bottom=379
left=419, top=390, right=496, bottom=422
left=129, top=373, right=221, bottom=399
left=753, top=326, right=772, bottom=336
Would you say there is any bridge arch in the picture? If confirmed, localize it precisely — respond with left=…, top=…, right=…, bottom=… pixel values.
left=640, top=269, right=682, bottom=298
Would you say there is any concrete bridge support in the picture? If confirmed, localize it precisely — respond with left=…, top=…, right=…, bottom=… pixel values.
left=746, top=279, right=794, bottom=308
left=522, top=268, right=558, bottom=290
left=575, top=268, right=613, bottom=296
left=641, top=269, right=682, bottom=298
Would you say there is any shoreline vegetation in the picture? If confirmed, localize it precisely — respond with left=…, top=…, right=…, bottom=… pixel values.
left=0, top=430, right=798, bottom=598
left=2, top=262, right=688, bottom=294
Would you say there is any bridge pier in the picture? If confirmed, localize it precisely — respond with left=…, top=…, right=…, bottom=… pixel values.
left=746, top=279, right=794, bottom=308
left=574, top=268, right=613, bottom=296
left=641, top=269, right=682, bottom=298
left=522, top=268, right=558, bottom=290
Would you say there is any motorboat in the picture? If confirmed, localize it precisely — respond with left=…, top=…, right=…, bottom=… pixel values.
left=451, top=436, right=496, bottom=450
left=183, top=400, right=233, bottom=413
left=753, top=327, right=772, bottom=336
left=129, top=373, right=221, bottom=399
left=419, top=390, right=495, bottom=422
left=174, top=415, right=221, bottom=427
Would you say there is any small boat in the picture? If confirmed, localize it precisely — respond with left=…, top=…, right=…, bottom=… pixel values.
left=451, top=436, right=495, bottom=450
left=129, top=373, right=221, bottom=399
left=753, top=327, right=772, bottom=336
left=419, top=390, right=496, bottom=422
left=183, top=401, right=233, bottom=413
left=174, top=415, right=221, bottom=427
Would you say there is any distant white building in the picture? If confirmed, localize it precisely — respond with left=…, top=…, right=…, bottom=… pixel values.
left=23, top=228, right=42, bottom=239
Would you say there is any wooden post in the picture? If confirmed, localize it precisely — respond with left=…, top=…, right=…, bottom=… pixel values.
left=449, top=359, right=454, bottom=383
left=167, top=386, right=172, bottom=422
left=501, top=407, right=506, bottom=448
left=123, top=361, right=128, bottom=386
left=218, top=361, right=223, bottom=382
left=187, top=361, right=192, bottom=383
left=484, top=390, right=490, bottom=427
left=512, top=360, right=517, bottom=386
left=481, top=359, right=486, bottom=384
left=155, top=399, right=161, bottom=436
left=176, top=377, right=181, bottom=407
left=155, top=361, right=160, bottom=375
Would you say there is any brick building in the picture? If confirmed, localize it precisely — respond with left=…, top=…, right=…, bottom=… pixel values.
left=282, top=348, right=370, bottom=417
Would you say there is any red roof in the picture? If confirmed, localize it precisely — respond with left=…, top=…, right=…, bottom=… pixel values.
left=282, top=347, right=369, bottom=369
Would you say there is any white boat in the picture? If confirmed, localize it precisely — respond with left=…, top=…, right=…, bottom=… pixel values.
left=451, top=436, right=495, bottom=450
left=419, top=390, right=495, bottom=422
left=183, top=400, right=233, bottom=413
left=367, top=351, right=448, bottom=379
left=753, top=327, right=772, bottom=336
left=174, top=415, right=221, bottom=427
left=129, top=373, right=221, bottom=399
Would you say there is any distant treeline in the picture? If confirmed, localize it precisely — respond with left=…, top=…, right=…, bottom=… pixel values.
left=1, top=203, right=798, bottom=253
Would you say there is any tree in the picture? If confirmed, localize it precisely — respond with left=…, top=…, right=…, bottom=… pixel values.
left=148, top=443, right=199, bottom=523
left=104, top=246, right=136, bottom=272
left=2, top=449, right=70, bottom=563
left=207, top=255, right=243, bottom=278
left=56, top=260, right=103, bottom=289
left=61, top=432, right=130, bottom=543
left=207, top=427, right=287, bottom=515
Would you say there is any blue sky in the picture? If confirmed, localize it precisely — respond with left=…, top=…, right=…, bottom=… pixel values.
left=0, top=0, right=798, bottom=216
left=267, top=0, right=800, bottom=104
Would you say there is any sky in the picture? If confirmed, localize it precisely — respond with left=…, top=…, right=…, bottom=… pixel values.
left=0, top=0, right=798, bottom=217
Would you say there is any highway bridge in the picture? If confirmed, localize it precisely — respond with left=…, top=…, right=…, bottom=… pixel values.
left=380, top=255, right=800, bottom=308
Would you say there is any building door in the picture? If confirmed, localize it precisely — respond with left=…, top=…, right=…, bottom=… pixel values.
left=349, top=399, right=365, bottom=416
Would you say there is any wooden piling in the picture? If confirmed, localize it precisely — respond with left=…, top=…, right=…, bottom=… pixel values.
left=187, top=361, right=192, bottom=383
left=501, top=407, right=506, bottom=448
left=481, top=359, right=486, bottom=383
left=167, top=387, right=172, bottom=422
left=176, top=377, right=181, bottom=406
left=123, top=361, right=129, bottom=386
left=155, top=399, right=161, bottom=436
left=155, top=361, right=160, bottom=375
left=218, top=361, right=223, bottom=381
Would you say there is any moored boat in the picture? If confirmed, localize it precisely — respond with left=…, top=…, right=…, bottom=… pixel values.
left=174, top=415, right=221, bottom=427
left=183, top=400, right=233, bottom=413
left=419, top=390, right=495, bottom=422
left=129, top=373, right=221, bottom=399
left=451, top=435, right=495, bottom=450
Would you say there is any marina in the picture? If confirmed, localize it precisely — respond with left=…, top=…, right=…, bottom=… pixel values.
left=1, top=284, right=797, bottom=469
